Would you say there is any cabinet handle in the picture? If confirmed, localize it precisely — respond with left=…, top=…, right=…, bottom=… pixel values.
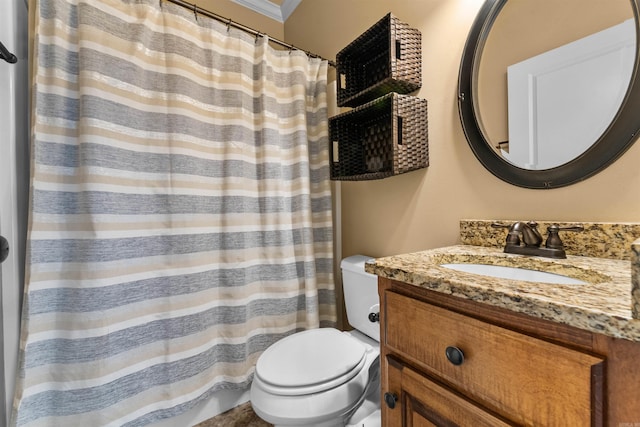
left=445, top=346, right=465, bottom=366
left=0, top=236, right=8, bottom=263
left=384, top=392, right=398, bottom=409
left=368, top=312, right=379, bottom=323
left=0, top=41, right=18, bottom=64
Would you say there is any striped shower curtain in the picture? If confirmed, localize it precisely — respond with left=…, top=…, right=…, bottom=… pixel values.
left=13, top=0, right=334, bottom=425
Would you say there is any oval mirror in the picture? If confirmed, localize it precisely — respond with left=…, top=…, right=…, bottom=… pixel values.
left=458, top=0, right=640, bottom=189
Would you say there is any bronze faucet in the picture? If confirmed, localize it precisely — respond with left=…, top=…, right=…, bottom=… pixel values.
left=491, top=221, right=584, bottom=259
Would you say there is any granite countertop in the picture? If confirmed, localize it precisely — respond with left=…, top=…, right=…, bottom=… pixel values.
left=366, top=245, right=640, bottom=342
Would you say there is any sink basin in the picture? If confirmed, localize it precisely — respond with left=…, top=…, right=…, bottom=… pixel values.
left=440, top=263, right=587, bottom=285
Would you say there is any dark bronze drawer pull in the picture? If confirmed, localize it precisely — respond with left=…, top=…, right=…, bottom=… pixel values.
left=445, top=346, right=465, bottom=366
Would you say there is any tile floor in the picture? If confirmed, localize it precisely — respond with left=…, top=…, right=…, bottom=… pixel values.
left=193, top=402, right=272, bottom=427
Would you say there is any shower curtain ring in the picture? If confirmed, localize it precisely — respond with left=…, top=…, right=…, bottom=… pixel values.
left=193, top=4, right=198, bottom=21
left=255, top=32, right=262, bottom=44
left=226, top=18, right=232, bottom=32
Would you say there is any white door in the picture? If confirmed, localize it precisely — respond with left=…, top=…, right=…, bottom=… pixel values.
left=506, top=19, right=635, bottom=170
left=1, top=0, right=29, bottom=424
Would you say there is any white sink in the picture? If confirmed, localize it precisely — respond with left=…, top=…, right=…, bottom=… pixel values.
left=440, top=263, right=587, bottom=285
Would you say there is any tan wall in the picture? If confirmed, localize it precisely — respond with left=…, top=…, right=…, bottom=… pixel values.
left=284, top=0, right=640, bottom=260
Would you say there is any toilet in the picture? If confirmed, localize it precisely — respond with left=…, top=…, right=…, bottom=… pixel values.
left=250, top=255, right=381, bottom=427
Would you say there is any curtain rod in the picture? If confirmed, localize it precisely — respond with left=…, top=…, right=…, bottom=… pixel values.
left=163, top=0, right=336, bottom=67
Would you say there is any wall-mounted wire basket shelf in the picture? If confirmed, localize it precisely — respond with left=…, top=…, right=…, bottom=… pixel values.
left=336, top=13, right=422, bottom=108
left=329, top=93, right=428, bottom=181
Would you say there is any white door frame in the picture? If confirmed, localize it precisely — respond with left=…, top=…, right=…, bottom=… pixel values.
left=0, top=0, right=29, bottom=423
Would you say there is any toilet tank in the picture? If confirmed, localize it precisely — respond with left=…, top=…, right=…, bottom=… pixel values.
left=340, top=255, right=380, bottom=342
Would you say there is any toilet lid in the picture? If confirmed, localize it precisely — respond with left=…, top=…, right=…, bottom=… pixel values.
left=256, top=328, right=366, bottom=388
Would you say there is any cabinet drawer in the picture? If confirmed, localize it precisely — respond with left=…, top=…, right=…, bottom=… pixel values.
left=384, top=291, right=604, bottom=426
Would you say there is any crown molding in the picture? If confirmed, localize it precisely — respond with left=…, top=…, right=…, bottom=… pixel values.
left=231, top=0, right=301, bottom=23
left=280, top=0, right=302, bottom=21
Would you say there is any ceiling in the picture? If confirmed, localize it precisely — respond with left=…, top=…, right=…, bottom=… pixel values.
left=231, top=0, right=302, bottom=23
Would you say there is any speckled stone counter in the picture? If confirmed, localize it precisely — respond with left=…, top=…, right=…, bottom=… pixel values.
left=366, top=244, right=640, bottom=342
left=460, top=220, right=640, bottom=260
left=632, top=239, right=640, bottom=319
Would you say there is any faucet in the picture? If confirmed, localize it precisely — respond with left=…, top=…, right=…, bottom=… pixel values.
left=491, top=221, right=583, bottom=259
left=509, top=221, right=542, bottom=246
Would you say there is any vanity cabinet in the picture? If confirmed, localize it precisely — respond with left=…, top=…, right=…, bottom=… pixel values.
left=379, top=277, right=640, bottom=426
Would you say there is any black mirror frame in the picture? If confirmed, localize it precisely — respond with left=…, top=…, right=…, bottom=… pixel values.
left=458, top=0, right=640, bottom=189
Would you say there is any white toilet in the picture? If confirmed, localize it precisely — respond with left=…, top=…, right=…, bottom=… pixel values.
left=250, top=255, right=381, bottom=427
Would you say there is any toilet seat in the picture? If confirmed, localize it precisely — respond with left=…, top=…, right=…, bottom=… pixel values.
left=251, top=329, right=380, bottom=426
left=255, top=328, right=367, bottom=396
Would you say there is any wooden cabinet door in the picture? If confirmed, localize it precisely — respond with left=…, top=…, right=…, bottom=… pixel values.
left=383, top=355, right=514, bottom=427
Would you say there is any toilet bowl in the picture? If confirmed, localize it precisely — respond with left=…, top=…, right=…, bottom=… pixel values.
left=250, top=255, right=380, bottom=427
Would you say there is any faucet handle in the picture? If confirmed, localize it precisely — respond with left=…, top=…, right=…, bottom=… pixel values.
left=555, top=225, right=584, bottom=232
left=490, top=222, right=510, bottom=229
left=545, top=224, right=584, bottom=249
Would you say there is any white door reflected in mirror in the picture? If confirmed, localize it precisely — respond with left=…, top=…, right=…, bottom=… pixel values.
left=505, top=19, right=635, bottom=169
